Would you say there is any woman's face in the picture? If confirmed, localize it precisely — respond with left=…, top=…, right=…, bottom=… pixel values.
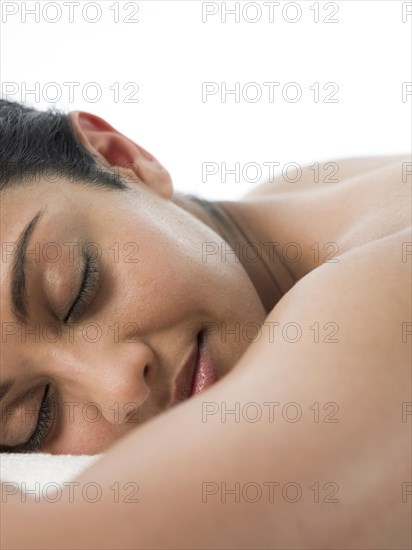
left=0, top=177, right=266, bottom=454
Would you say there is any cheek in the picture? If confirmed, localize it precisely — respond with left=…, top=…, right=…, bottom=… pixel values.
left=45, top=408, right=130, bottom=455
left=117, top=237, right=208, bottom=328
left=119, top=223, right=264, bottom=331
left=96, top=198, right=265, bottom=331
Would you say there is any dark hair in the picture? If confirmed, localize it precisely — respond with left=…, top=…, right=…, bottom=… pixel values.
left=0, top=99, right=128, bottom=191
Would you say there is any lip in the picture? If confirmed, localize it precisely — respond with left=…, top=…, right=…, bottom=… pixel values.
left=172, top=331, right=217, bottom=405
left=190, top=331, right=218, bottom=397
left=172, top=337, right=200, bottom=405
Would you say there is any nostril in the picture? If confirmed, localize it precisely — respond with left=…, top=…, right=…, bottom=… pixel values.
left=143, top=365, right=149, bottom=378
left=198, top=329, right=205, bottom=345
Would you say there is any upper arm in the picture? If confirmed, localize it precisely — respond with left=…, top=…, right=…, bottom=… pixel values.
left=2, top=231, right=411, bottom=549
left=228, top=228, right=411, bottom=546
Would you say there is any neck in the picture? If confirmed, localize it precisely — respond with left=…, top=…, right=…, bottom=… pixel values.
left=172, top=192, right=296, bottom=314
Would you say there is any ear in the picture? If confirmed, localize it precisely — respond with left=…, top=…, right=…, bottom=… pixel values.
left=68, top=111, right=173, bottom=199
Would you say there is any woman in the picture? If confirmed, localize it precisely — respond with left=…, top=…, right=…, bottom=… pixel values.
left=1, top=100, right=410, bottom=548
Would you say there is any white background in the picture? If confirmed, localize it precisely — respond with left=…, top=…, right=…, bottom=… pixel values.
left=1, top=0, right=411, bottom=199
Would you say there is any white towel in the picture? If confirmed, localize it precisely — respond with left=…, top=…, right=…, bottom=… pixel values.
left=0, top=453, right=102, bottom=499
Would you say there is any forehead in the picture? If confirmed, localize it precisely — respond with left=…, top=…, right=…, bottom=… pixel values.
left=0, top=175, right=144, bottom=290
left=0, top=184, right=90, bottom=252
left=1, top=177, right=119, bottom=242
left=1, top=177, right=89, bottom=219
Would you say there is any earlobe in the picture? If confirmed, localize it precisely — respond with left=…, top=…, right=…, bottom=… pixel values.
left=68, top=111, right=174, bottom=199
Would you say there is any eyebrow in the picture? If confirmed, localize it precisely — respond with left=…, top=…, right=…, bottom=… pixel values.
left=11, top=209, right=46, bottom=324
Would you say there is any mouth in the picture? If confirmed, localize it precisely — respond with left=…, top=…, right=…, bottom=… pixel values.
left=190, top=330, right=218, bottom=396
left=172, top=330, right=217, bottom=405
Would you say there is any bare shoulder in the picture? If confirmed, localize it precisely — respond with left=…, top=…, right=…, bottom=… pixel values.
left=230, top=226, right=412, bottom=546
left=238, top=225, right=411, bottom=374
left=244, top=153, right=410, bottom=197
left=277, top=225, right=411, bottom=324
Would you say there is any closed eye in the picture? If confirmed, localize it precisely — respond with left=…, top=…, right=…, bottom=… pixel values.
left=0, top=385, right=57, bottom=454
left=64, top=252, right=100, bottom=323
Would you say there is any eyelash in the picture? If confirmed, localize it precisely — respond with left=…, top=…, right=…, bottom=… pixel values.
left=64, top=253, right=100, bottom=323
left=19, top=385, right=55, bottom=453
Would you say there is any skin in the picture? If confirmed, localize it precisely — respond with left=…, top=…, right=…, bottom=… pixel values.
left=0, top=112, right=411, bottom=548
left=0, top=136, right=266, bottom=452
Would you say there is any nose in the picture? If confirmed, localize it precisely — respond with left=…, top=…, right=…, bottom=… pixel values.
left=63, top=343, right=153, bottom=425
